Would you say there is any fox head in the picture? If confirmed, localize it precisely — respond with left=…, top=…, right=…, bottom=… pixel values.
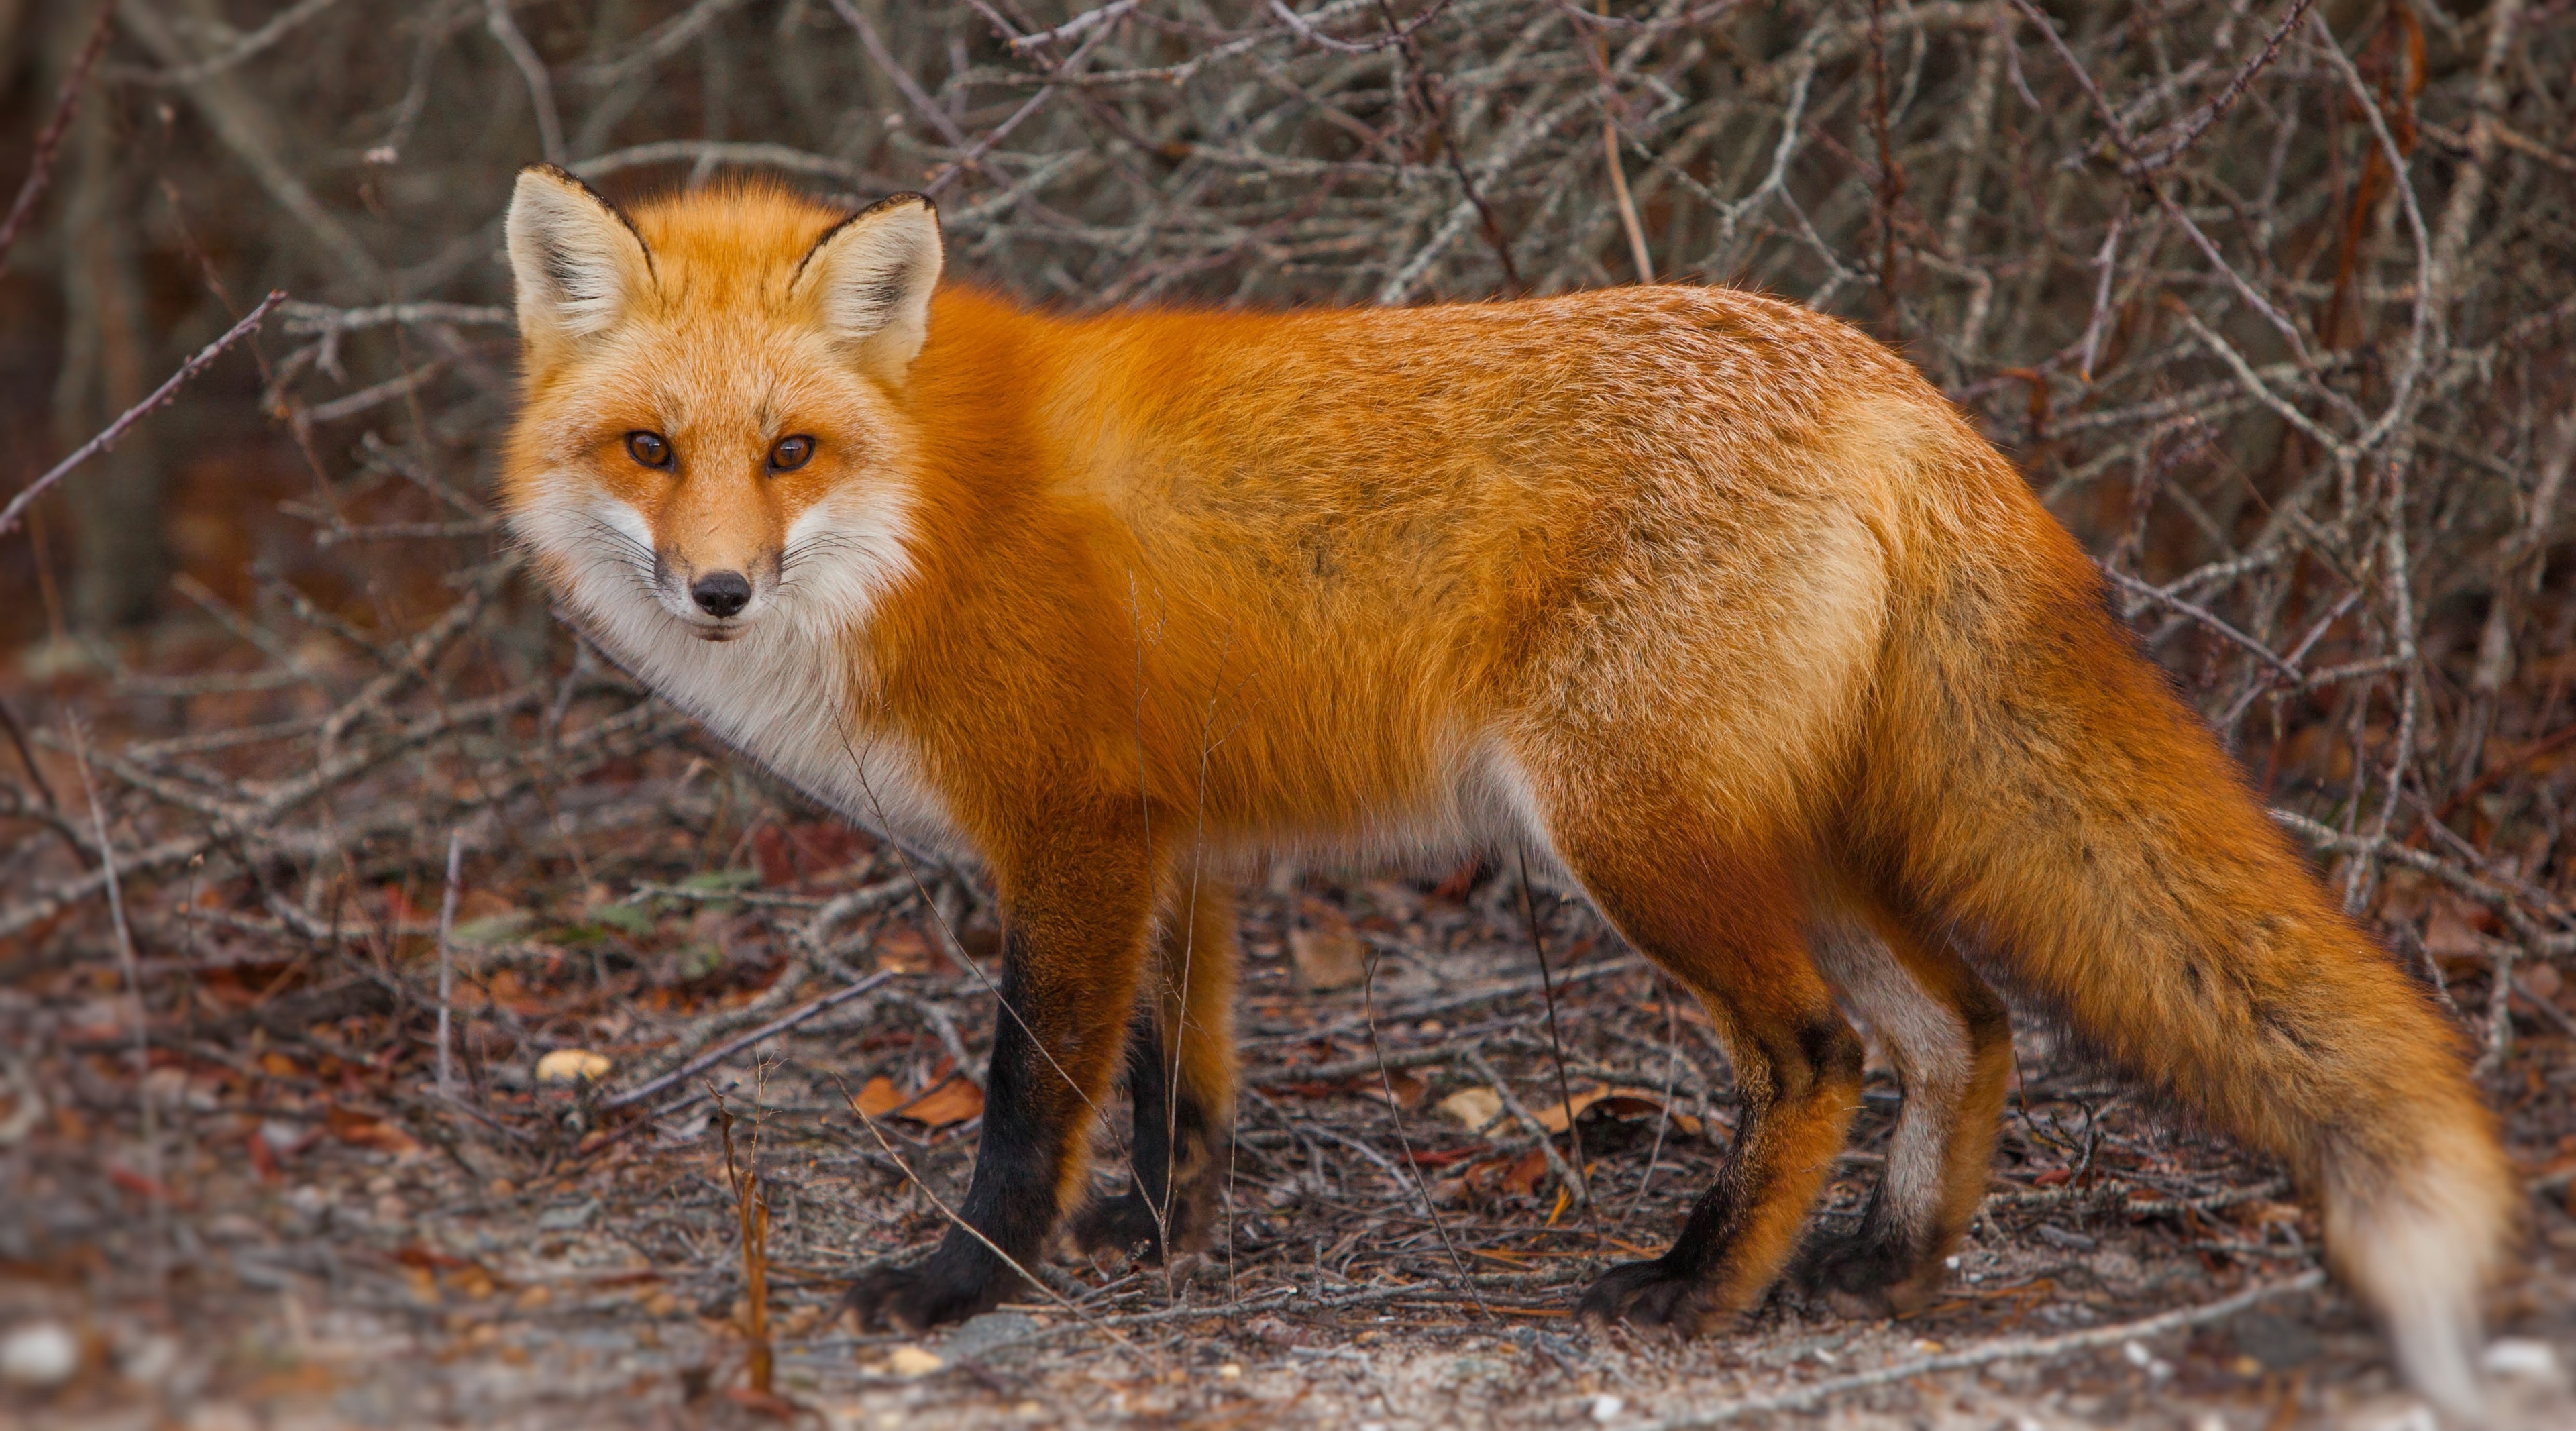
left=499, top=168, right=938, bottom=645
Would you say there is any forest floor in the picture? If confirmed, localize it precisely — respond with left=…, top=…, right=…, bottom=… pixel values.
left=4, top=629, right=2576, bottom=1430
left=8, top=869, right=2576, bottom=1429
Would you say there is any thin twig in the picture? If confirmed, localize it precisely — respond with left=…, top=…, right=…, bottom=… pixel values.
left=0, top=3, right=116, bottom=278
left=602, top=970, right=896, bottom=1113
left=1633, top=1270, right=2328, bottom=1427
left=66, top=715, right=162, bottom=1283
left=435, top=829, right=462, bottom=1102
left=0, top=291, right=288, bottom=538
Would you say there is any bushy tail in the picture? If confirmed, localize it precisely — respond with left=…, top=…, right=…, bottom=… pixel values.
left=1861, top=459, right=2517, bottom=1419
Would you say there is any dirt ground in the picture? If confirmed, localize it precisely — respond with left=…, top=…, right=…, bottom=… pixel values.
left=6, top=829, right=2575, bottom=1431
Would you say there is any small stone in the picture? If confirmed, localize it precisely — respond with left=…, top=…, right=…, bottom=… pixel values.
left=885, top=1344, right=945, bottom=1377
left=1218, top=1363, right=1242, bottom=1379
left=939, top=1311, right=1035, bottom=1361
left=2481, top=1337, right=2562, bottom=1383
left=0, top=1321, right=78, bottom=1389
left=1590, top=1393, right=1626, bottom=1423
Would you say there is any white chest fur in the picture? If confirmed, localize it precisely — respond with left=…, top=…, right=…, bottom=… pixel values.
left=600, top=612, right=967, bottom=857
left=519, top=482, right=963, bottom=857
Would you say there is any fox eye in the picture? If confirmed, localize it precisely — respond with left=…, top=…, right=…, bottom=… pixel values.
left=625, top=431, right=673, bottom=468
left=768, top=435, right=816, bottom=473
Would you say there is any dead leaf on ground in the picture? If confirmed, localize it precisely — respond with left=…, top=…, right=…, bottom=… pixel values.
left=535, top=1049, right=612, bottom=1083
left=851, top=1075, right=904, bottom=1118
left=870, top=924, right=937, bottom=974
left=1379, top=1071, right=1428, bottom=1108
left=851, top=1073, right=984, bottom=1128
left=1530, top=1084, right=1701, bottom=1136
left=899, top=1077, right=984, bottom=1128
left=1291, top=900, right=1366, bottom=990
left=1500, top=1148, right=1551, bottom=1198
left=1436, top=1086, right=1503, bottom=1132
left=325, top=1104, right=421, bottom=1155
left=885, top=1344, right=945, bottom=1377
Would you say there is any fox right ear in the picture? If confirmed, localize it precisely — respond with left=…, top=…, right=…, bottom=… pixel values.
left=505, top=165, right=653, bottom=346
left=793, top=194, right=943, bottom=384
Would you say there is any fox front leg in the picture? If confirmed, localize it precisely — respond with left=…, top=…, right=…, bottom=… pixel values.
left=844, top=838, right=1158, bottom=1332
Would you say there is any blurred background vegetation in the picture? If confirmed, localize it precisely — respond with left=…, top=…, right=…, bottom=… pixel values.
left=1, top=0, right=2573, bottom=1051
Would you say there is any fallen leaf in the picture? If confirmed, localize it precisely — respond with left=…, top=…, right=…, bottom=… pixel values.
left=1587, top=1088, right=1705, bottom=1135
left=2526, top=963, right=2563, bottom=1001
left=871, top=924, right=935, bottom=975
left=1532, top=1084, right=1609, bottom=1134
left=851, top=1076, right=904, bottom=1118
left=453, top=910, right=535, bottom=948
left=396, top=1244, right=468, bottom=1270
left=325, top=1104, right=421, bottom=1155
left=900, top=1077, right=984, bottom=1128
left=1290, top=901, right=1366, bottom=991
left=1436, top=1087, right=1503, bottom=1132
left=2232, top=1200, right=2306, bottom=1228
left=1381, top=1071, right=1428, bottom=1109
left=1501, top=1148, right=1550, bottom=1198
left=535, top=1049, right=613, bottom=1083
left=885, top=1344, right=945, bottom=1377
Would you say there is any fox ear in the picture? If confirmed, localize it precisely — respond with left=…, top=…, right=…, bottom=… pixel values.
left=506, top=165, right=653, bottom=346
left=793, top=194, right=943, bottom=383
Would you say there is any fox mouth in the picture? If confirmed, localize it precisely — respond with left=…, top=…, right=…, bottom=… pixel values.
left=688, top=619, right=746, bottom=643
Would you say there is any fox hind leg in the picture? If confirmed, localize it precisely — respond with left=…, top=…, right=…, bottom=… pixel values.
left=1554, top=818, right=1865, bottom=1336
left=1067, top=878, right=1238, bottom=1266
left=1794, top=902, right=2012, bottom=1315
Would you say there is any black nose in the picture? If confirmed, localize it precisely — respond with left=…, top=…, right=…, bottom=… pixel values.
left=690, top=571, right=751, bottom=618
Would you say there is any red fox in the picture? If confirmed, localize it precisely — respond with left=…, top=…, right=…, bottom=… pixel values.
left=499, top=168, right=2515, bottom=1416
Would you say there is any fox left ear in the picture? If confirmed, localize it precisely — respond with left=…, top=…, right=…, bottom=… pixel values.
left=506, top=164, right=654, bottom=348
left=793, top=194, right=943, bottom=384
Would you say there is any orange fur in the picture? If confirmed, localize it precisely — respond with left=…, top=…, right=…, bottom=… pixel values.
left=499, top=172, right=2514, bottom=1412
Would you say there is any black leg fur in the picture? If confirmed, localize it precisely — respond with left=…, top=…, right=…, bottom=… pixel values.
left=845, top=954, right=1061, bottom=1331
left=1066, top=1013, right=1218, bottom=1265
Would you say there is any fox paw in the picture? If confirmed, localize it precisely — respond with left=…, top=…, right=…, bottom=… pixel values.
left=1575, top=1259, right=1733, bottom=1340
left=1790, top=1224, right=1937, bottom=1319
left=1065, top=1190, right=1173, bottom=1265
left=842, top=1257, right=1013, bottom=1334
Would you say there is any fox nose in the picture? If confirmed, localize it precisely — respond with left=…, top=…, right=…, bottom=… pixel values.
left=690, top=571, right=751, bottom=618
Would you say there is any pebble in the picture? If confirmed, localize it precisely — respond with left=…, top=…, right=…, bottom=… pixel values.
left=0, top=1322, right=78, bottom=1389
left=2482, top=1337, right=2563, bottom=1383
